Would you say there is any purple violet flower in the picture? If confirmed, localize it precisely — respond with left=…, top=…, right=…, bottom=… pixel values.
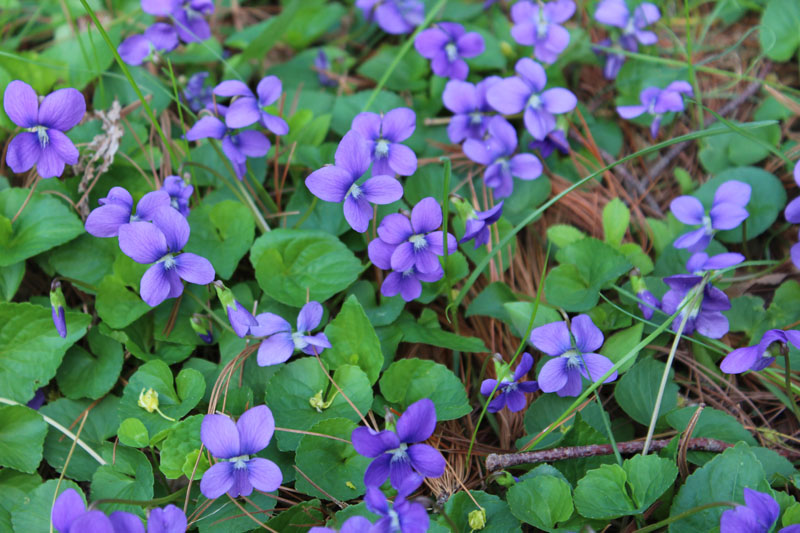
left=27, top=387, right=46, bottom=410
left=530, top=314, right=618, bottom=397
left=309, top=516, right=373, bottom=533
left=147, top=505, right=187, bottom=533
left=365, top=476, right=430, bottom=533
left=638, top=290, right=660, bottom=320
left=375, top=197, right=457, bottom=275
left=463, top=116, right=543, bottom=198
left=50, top=279, right=67, bottom=338
left=594, top=0, right=660, bottom=78
left=214, top=78, right=289, bottom=135
left=52, top=488, right=143, bottom=533
left=721, top=329, right=800, bottom=374
left=3, top=80, right=85, bottom=179
left=200, top=405, right=283, bottom=499
left=784, top=161, right=800, bottom=269
left=162, top=175, right=193, bottom=216
left=660, top=275, right=731, bottom=339
left=480, top=352, right=540, bottom=412
left=414, top=22, right=485, bottom=80
left=250, top=301, right=331, bottom=366
left=85, top=187, right=171, bottom=238
left=305, top=130, right=404, bottom=232
left=487, top=58, right=577, bottom=140
left=459, top=200, right=503, bottom=248
left=143, top=0, right=214, bottom=43
left=383, top=265, right=444, bottom=302
left=669, top=180, right=751, bottom=252
left=351, top=398, right=446, bottom=489
left=118, top=206, right=215, bottom=307
left=183, top=71, right=213, bottom=112
left=356, top=0, right=425, bottom=35
left=720, top=488, right=800, bottom=533
left=617, top=81, right=693, bottom=138
left=442, top=77, right=500, bottom=143
left=185, top=113, right=269, bottom=179
left=351, top=107, right=418, bottom=176
left=118, top=23, right=179, bottom=66
left=314, top=50, right=337, bottom=88
left=529, top=128, right=570, bottom=158
left=190, top=314, right=214, bottom=344
left=510, top=0, right=576, bottom=63
left=213, top=281, right=258, bottom=338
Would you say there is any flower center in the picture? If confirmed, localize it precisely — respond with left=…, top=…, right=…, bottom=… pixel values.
left=159, top=254, right=177, bottom=270
left=624, top=17, right=636, bottom=35
left=563, top=349, right=582, bottom=369
left=388, top=442, right=409, bottom=461
left=171, top=197, right=181, bottom=210
left=409, top=233, right=428, bottom=251
left=401, top=268, right=416, bottom=279
left=388, top=509, right=401, bottom=532
left=469, top=111, right=483, bottom=125
left=292, top=330, right=308, bottom=350
left=701, top=214, right=713, bottom=235
left=527, top=93, right=542, bottom=110
left=347, top=182, right=363, bottom=200
left=229, top=455, right=249, bottom=469
left=30, top=126, right=49, bottom=148
left=375, top=139, right=390, bottom=158
left=444, top=42, right=459, bottom=62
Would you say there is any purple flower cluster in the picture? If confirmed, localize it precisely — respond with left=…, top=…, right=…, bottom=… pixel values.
left=414, top=22, right=485, bottom=80
left=119, top=0, right=214, bottom=65
left=365, top=475, right=430, bottom=533
left=670, top=180, right=751, bottom=252
left=52, top=488, right=186, bottom=533
left=250, top=301, right=331, bottom=366
left=185, top=76, right=288, bottom=179
left=594, top=0, right=660, bottom=79
left=480, top=352, right=539, bottom=412
left=183, top=71, right=213, bottom=112
left=617, top=81, right=693, bottom=138
left=356, top=0, right=424, bottom=34
left=720, top=487, right=800, bottom=533
left=442, top=77, right=500, bottom=144
left=510, top=0, right=576, bottom=64
left=721, top=329, right=800, bottom=374
left=460, top=200, right=503, bottom=249
left=3, top=81, right=85, bottom=179
left=368, top=197, right=456, bottom=301
left=784, top=161, right=800, bottom=268
left=530, top=314, right=618, bottom=397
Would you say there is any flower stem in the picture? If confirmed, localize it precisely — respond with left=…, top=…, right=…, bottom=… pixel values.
left=10, top=176, right=39, bottom=225
left=782, top=348, right=800, bottom=422
left=632, top=501, right=737, bottom=533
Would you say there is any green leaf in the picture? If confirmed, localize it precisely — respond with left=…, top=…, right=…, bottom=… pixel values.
left=615, top=357, right=678, bottom=426
left=395, top=309, right=488, bottom=353
left=508, top=475, right=574, bottom=529
left=603, top=198, right=630, bottom=247
left=251, top=229, right=363, bottom=307
left=0, top=261, right=24, bottom=301
left=0, top=189, right=84, bottom=267
left=11, top=479, right=83, bottom=533
left=666, top=407, right=756, bottom=446
left=357, top=45, right=428, bottom=92
left=0, top=302, right=90, bottom=403
left=521, top=394, right=576, bottom=450
left=693, top=167, right=786, bottom=242
left=185, top=201, right=254, bottom=280
left=623, top=454, right=678, bottom=511
left=0, top=469, right=41, bottom=532
left=158, top=415, right=202, bottom=479
left=546, top=224, right=588, bottom=249
left=574, top=464, right=636, bottom=519
left=439, top=490, right=522, bottom=533
left=759, top=0, right=800, bottom=61
left=92, top=447, right=153, bottom=517
left=95, top=275, right=151, bottom=329
left=322, top=295, right=384, bottom=384
left=503, top=301, right=561, bottom=339
left=117, top=418, right=149, bottom=448
left=56, top=329, right=123, bottom=400
left=466, top=282, right=519, bottom=323
left=669, top=443, right=770, bottom=532
left=295, top=418, right=371, bottom=501
left=118, top=360, right=205, bottom=440
left=379, top=358, right=471, bottom=421
left=266, top=360, right=373, bottom=451
left=0, top=405, right=47, bottom=473
left=602, top=323, right=643, bottom=373
left=346, top=280, right=405, bottom=327
left=46, top=233, right=117, bottom=291
left=264, top=499, right=323, bottom=532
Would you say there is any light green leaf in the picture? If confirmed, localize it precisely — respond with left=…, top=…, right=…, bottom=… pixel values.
left=0, top=405, right=47, bottom=473
left=508, top=475, right=574, bottom=528
left=615, top=357, right=678, bottom=426
left=322, top=295, right=384, bottom=384
left=379, top=358, right=471, bottom=421
left=185, top=201, right=254, bottom=280
left=603, top=198, right=630, bottom=247
left=574, top=464, right=636, bottom=519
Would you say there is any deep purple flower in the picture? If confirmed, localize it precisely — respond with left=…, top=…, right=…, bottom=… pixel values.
left=356, top=0, right=424, bottom=34
left=309, top=517, right=373, bottom=533
left=161, top=0, right=214, bottom=43
left=250, top=301, right=331, bottom=366
left=27, top=387, right=46, bottom=410
left=213, top=281, right=258, bottom=338
left=85, top=187, right=171, bottom=238
left=162, top=175, right=193, bottom=216
left=214, top=77, right=288, bottom=135
left=183, top=71, right=213, bottom=112
left=617, top=81, right=693, bottom=138
left=118, top=206, right=215, bottom=307
left=529, top=128, right=570, bottom=158
left=686, top=251, right=745, bottom=274
left=52, top=488, right=143, bottom=533
left=365, top=477, right=430, bottom=533
left=376, top=197, right=457, bottom=275
left=480, top=352, right=539, bottom=412
left=383, top=265, right=444, bottom=302
left=351, top=107, right=417, bottom=176
left=487, top=58, right=577, bottom=140
left=147, top=505, right=187, bottom=533
left=459, top=201, right=503, bottom=248
left=463, top=116, right=543, bottom=197
left=305, top=130, right=403, bottom=232
left=721, top=329, right=800, bottom=374
left=185, top=114, right=269, bottom=179
left=50, top=279, right=67, bottom=338
left=660, top=275, right=731, bottom=338
left=314, top=50, right=337, bottom=88
left=637, top=290, right=660, bottom=320
left=118, top=23, right=179, bottom=66
left=720, top=488, right=800, bottom=533
left=200, top=405, right=282, bottom=499
left=510, top=0, right=575, bottom=63
left=3, top=80, right=85, bottom=179
left=442, top=77, right=500, bottom=143
left=784, top=161, right=800, bottom=269
left=414, top=22, right=485, bottom=80
left=670, top=180, right=751, bottom=252
left=351, top=398, right=446, bottom=489
left=594, top=0, right=660, bottom=78
left=530, top=314, right=618, bottom=397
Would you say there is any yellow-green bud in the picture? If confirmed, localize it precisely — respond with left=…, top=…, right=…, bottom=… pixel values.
left=468, top=508, right=487, bottom=531
left=499, top=41, right=514, bottom=59
left=138, top=388, right=175, bottom=421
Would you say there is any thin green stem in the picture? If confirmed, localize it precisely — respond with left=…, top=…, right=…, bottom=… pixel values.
left=682, top=0, right=704, bottom=131
left=234, top=178, right=270, bottom=233
left=782, top=348, right=800, bottom=422
left=90, top=488, right=186, bottom=509
left=293, top=196, right=318, bottom=229
left=596, top=391, right=622, bottom=466
left=441, top=157, right=452, bottom=291
left=185, top=290, right=234, bottom=334
left=633, top=501, right=737, bottom=533
left=165, top=58, right=192, bottom=166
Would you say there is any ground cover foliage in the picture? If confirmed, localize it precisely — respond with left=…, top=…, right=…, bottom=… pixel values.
left=1, top=0, right=800, bottom=531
